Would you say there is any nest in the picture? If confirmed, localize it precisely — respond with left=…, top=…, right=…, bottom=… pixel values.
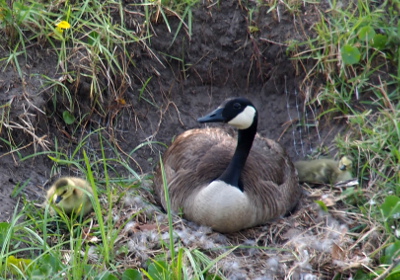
left=90, top=179, right=383, bottom=279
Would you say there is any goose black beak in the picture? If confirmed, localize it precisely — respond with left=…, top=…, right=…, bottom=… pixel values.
left=198, top=107, right=225, bottom=123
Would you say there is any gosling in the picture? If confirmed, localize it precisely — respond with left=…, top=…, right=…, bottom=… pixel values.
left=294, top=156, right=353, bottom=185
left=46, top=177, right=93, bottom=216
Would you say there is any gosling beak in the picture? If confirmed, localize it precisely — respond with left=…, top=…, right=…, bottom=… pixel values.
left=339, top=164, right=347, bottom=171
left=55, top=195, right=63, bottom=204
left=198, top=107, right=225, bottom=123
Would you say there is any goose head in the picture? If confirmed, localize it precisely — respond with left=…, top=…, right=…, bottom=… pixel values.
left=198, top=97, right=257, bottom=130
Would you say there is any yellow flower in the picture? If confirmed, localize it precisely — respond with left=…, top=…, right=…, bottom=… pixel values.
left=56, top=20, right=71, bottom=29
left=54, top=21, right=70, bottom=37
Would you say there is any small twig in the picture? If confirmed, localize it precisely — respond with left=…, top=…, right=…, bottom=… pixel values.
left=5, top=121, right=51, bottom=151
left=0, top=142, right=33, bottom=159
left=259, top=37, right=288, bottom=47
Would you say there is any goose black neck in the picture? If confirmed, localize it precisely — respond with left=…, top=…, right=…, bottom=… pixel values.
left=218, top=117, right=258, bottom=191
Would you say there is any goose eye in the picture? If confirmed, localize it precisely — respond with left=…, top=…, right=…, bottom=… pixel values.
left=233, top=103, right=241, bottom=110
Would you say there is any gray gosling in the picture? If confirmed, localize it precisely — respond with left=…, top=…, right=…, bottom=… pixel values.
left=154, top=97, right=301, bottom=233
left=46, top=177, right=93, bottom=216
left=294, top=156, right=353, bottom=185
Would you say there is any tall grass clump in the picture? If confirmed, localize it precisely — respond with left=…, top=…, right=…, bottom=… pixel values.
left=0, top=137, right=144, bottom=279
left=0, top=0, right=200, bottom=154
left=1, top=0, right=199, bottom=108
left=289, top=0, right=398, bottom=111
left=0, top=153, right=227, bottom=279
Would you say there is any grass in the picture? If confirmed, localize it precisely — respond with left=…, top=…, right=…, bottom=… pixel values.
left=1, top=1, right=223, bottom=278
left=287, top=0, right=400, bottom=278
left=0, top=0, right=399, bottom=278
left=0, top=155, right=227, bottom=279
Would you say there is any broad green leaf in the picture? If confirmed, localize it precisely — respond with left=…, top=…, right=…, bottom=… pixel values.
left=122, top=269, right=142, bottom=280
left=31, top=263, right=53, bottom=278
left=62, top=110, right=75, bottom=124
left=341, top=44, right=361, bottom=65
left=371, top=34, right=388, bottom=50
left=386, top=270, right=400, bottom=280
left=352, top=269, right=376, bottom=280
left=358, top=26, right=376, bottom=41
left=380, top=195, right=400, bottom=220
left=40, top=255, right=63, bottom=273
left=381, top=241, right=400, bottom=264
left=95, top=272, right=118, bottom=280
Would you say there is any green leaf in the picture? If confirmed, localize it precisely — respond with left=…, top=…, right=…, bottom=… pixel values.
left=122, top=269, right=142, bottom=280
left=371, top=34, right=388, bottom=50
left=147, top=261, right=171, bottom=280
left=95, top=272, right=119, bottom=280
left=88, top=31, right=99, bottom=46
left=315, top=200, right=328, bottom=212
left=341, top=44, right=361, bottom=65
left=380, top=195, right=400, bottom=220
left=352, top=268, right=376, bottom=280
left=381, top=241, right=400, bottom=264
left=31, top=263, right=53, bottom=278
left=62, top=110, right=75, bottom=124
left=0, top=222, right=11, bottom=244
left=386, top=270, right=400, bottom=280
left=358, top=26, right=376, bottom=42
left=39, top=255, right=63, bottom=273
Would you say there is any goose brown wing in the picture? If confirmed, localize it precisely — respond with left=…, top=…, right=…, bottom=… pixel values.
left=154, top=128, right=235, bottom=210
left=242, top=136, right=300, bottom=221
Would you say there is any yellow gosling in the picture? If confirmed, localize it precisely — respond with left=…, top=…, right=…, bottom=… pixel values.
left=294, top=156, right=353, bottom=185
left=46, top=177, right=93, bottom=216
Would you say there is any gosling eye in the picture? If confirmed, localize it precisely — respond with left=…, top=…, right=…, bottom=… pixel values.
left=233, top=103, right=241, bottom=110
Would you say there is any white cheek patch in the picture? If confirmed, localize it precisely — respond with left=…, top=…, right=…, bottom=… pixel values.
left=228, top=106, right=256, bottom=129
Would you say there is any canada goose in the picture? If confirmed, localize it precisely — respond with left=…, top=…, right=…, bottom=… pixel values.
left=154, top=97, right=301, bottom=233
left=294, top=156, right=353, bottom=185
left=46, top=177, right=93, bottom=216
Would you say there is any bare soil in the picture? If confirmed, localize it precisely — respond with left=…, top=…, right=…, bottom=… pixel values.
left=0, top=1, right=368, bottom=278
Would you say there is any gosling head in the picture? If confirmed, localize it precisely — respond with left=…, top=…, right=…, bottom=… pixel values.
left=52, top=178, right=76, bottom=204
left=338, top=156, right=353, bottom=171
left=197, top=97, right=257, bottom=130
